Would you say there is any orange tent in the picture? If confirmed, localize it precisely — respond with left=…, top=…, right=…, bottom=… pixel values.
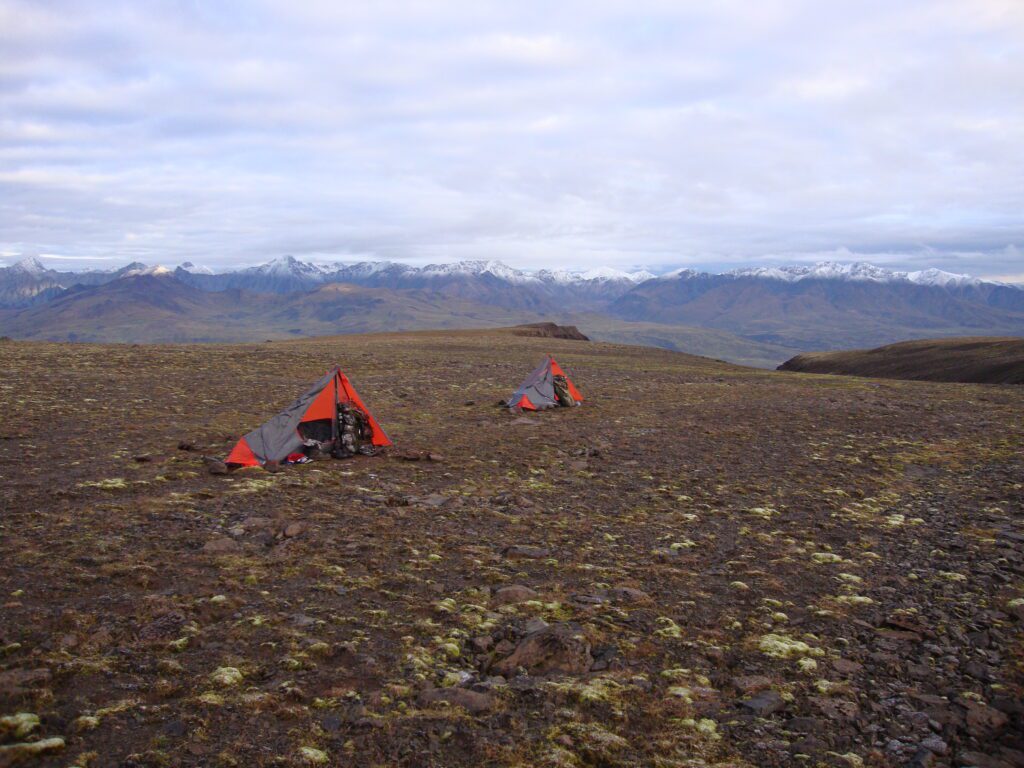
left=226, top=367, right=390, bottom=467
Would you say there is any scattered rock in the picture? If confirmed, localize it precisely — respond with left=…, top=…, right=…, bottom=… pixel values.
left=133, top=454, right=152, bottom=463
left=607, top=587, right=651, bottom=604
left=962, top=699, right=1008, bottom=736
left=831, top=658, right=863, bottom=676
left=739, top=689, right=785, bottom=716
left=204, top=457, right=228, bottom=475
left=283, top=522, right=307, bottom=538
left=732, top=675, right=773, bottom=694
left=907, top=749, right=935, bottom=768
left=502, top=545, right=551, bottom=559
left=420, top=494, right=450, bottom=507
left=202, top=537, right=240, bottom=554
left=919, top=735, right=948, bottom=756
left=524, top=618, right=549, bottom=634
left=138, top=611, right=186, bottom=642
left=493, top=585, right=538, bottom=605
left=492, top=623, right=592, bottom=677
left=958, top=751, right=1014, bottom=768
left=786, top=716, right=822, bottom=733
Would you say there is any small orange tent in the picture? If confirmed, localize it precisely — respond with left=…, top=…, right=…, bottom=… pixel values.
left=226, top=367, right=391, bottom=467
left=507, top=355, right=584, bottom=411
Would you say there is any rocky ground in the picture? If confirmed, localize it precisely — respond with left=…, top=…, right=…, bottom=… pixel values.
left=0, top=330, right=1022, bottom=768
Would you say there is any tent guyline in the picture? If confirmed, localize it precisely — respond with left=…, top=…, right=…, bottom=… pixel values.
left=506, top=355, right=584, bottom=411
left=225, top=366, right=391, bottom=468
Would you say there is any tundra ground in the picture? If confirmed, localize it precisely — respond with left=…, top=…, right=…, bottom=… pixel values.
left=1, top=331, right=1022, bottom=768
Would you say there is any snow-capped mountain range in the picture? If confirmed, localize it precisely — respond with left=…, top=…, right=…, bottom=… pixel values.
left=664, top=261, right=990, bottom=287
left=0, top=253, right=1007, bottom=293
left=200, top=255, right=655, bottom=287
left=2, top=254, right=1022, bottom=354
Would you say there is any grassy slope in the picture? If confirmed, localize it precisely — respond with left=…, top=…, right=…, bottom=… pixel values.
left=779, top=336, right=1024, bottom=384
left=570, top=314, right=800, bottom=368
left=1, top=330, right=1022, bottom=767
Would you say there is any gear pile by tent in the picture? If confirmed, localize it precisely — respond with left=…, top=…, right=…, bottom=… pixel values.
left=225, top=366, right=391, bottom=468
left=507, top=355, right=584, bottom=411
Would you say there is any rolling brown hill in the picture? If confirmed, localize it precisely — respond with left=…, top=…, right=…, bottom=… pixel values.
left=778, top=336, right=1024, bottom=384
left=0, top=275, right=539, bottom=343
left=0, top=273, right=796, bottom=367
left=610, top=273, right=1024, bottom=350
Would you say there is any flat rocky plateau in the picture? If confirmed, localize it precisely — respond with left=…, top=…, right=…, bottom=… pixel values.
left=0, top=330, right=1022, bottom=768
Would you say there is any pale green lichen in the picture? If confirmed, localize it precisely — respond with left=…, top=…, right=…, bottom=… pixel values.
left=77, top=478, right=128, bottom=490
left=815, top=679, right=840, bottom=694
left=670, top=540, right=696, bottom=550
left=797, top=657, right=818, bottom=673
left=654, top=617, right=683, bottom=638
left=0, top=713, right=39, bottom=739
left=758, top=633, right=824, bottom=659
left=298, top=746, right=330, bottom=764
left=210, top=667, right=243, bottom=687
left=676, top=717, right=720, bottom=740
left=834, top=595, right=874, bottom=606
left=811, top=552, right=843, bottom=564
left=74, top=715, right=100, bottom=731
left=0, top=737, right=65, bottom=759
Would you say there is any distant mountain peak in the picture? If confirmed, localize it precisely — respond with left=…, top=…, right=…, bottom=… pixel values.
left=419, top=259, right=528, bottom=282
left=11, top=256, right=49, bottom=274
left=249, top=254, right=325, bottom=277
left=179, top=261, right=214, bottom=275
left=121, top=263, right=173, bottom=278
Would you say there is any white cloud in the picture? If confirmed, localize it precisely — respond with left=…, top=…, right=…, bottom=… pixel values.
left=0, top=0, right=1021, bottom=271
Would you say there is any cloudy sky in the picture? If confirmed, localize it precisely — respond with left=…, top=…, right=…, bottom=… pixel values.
left=1, top=0, right=1023, bottom=279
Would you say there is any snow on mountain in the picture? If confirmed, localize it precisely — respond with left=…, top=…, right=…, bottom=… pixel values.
left=728, top=261, right=900, bottom=282
left=247, top=254, right=326, bottom=277
left=905, top=268, right=981, bottom=287
left=418, top=260, right=537, bottom=284
left=178, top=261, right=214, bottom=275
left=533, top=268, right=578, bottom=285
left=578, top=267, right=656, bottom=283
left=330, top=261, right=407, bottom=279
left=121, top=264, right=173, bottom=277
left=663, top=268, right=703, bottom=280
left=10, top=256, right=49, bottom=275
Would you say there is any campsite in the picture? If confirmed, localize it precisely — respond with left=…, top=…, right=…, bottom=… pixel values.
left=1, top=328, right=1022, bottom=767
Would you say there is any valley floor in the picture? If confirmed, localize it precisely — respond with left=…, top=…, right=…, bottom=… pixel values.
left=1, top=331, right=1022, bottom=767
